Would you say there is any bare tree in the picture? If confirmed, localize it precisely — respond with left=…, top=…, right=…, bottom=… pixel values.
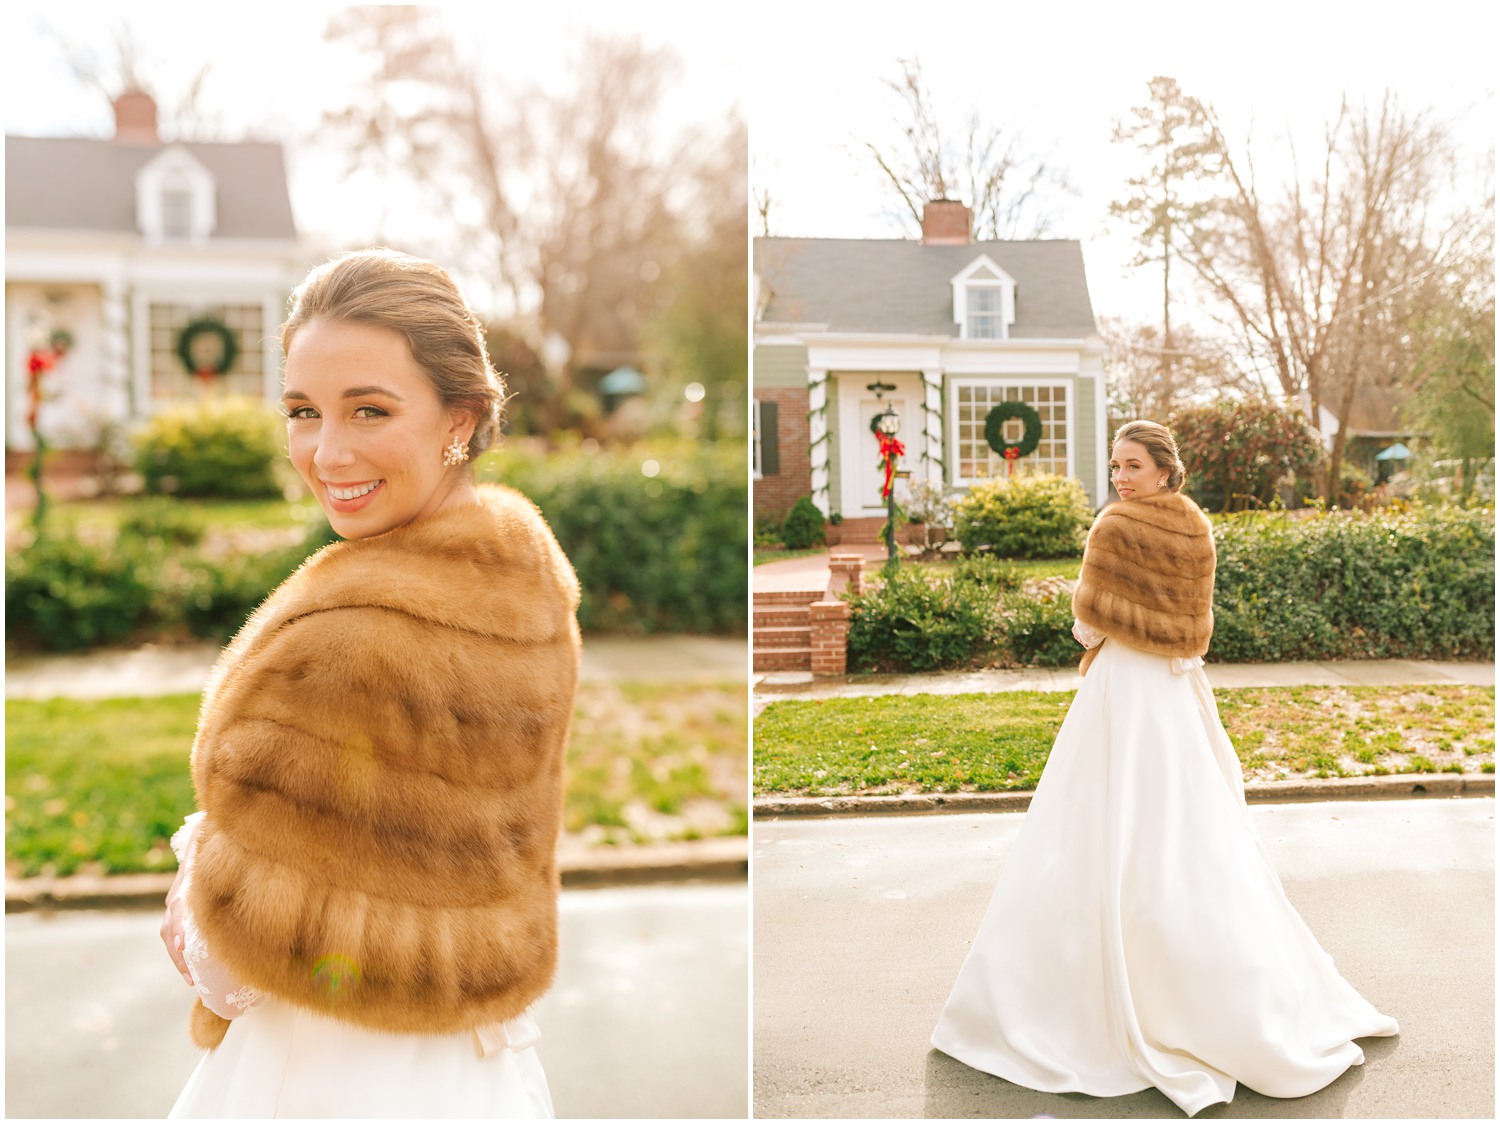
left=322, top=10, right=702, bottom=432
left=1110, top=76, right=1218, bottom=386
left=48, top=17, right=226, bottom=140
left=1101, top=316, right=1251, bottom=428
left=864, top=57, right=1076, bottom=239
left=1176, top=90, right=1458, bottom=499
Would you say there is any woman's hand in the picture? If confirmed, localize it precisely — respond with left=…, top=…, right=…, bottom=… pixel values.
left=162, top=812, right=205, bottom=986
left=161, top=862, right=195, bottom=985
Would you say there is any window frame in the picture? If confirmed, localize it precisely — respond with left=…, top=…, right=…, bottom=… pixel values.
left=946, top=376, right=1076, bottom=488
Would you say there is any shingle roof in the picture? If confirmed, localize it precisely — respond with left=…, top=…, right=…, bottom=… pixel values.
left=755, top=236, right=1097, bottom=339
left=5, top=136, right=297, bottom=240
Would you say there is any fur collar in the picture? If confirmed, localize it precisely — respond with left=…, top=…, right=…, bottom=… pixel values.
left=186, top=485, right=580, bottom=1047
left=1072, top=490, right=1215, bottom=674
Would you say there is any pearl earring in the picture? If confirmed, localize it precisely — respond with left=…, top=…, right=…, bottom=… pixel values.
left=442, top=436, right=469, bottom=466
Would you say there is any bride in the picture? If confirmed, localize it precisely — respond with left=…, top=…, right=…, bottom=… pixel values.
left=930, top=420, right=1398, bottom=1117
left=160, top=249, right=579, bottom=1117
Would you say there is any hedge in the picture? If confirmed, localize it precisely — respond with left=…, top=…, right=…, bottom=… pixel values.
left=7, top=440, right=747, bottom=651
left=844, top=503, right=1495, bottom=671
left=485, top=439, right=746, bottom=634
left=1211, top=504, right=1494, bottom=662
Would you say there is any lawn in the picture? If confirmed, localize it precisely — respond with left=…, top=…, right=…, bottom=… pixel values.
left=754, top=684, right=1495, bottom=796
left=6, top=679, right=748, bottom=878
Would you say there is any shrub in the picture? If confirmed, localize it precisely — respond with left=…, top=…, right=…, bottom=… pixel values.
left=5, top=530, right=157, bottom=651
left=117, top=497, right=205, bottom=546
left=999, top=591, right=1079, bottom=667
left=846, top=568, right=999, bottom=672
left=485, top=439, right=746, bottom=633
left=1211, top=504, right=1494, bottom=661
left=947, top=554, right=1024, bottom=593
left=952, top=473, right=1092, bottom=559
left=1170, top=398, right=1323, bottom=513
left=175, top=542, right=314, bottom=641
left=135, top=396, right=287, bottom=499
left=782, top=495, right=826, bottom=550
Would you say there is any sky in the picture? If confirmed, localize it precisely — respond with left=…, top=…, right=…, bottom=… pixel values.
left=751, top=0, right=1497, bottom=322
left=2, top=1, right=747, bottom=312
left=4, top=1, right=1494, bottom=325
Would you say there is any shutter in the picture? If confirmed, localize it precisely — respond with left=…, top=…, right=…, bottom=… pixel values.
left=760, top=399, right=779, bottom=475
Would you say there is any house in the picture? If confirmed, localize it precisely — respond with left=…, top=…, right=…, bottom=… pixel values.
left=753, top=200, right=1106, bottom=532
left=5, top=91, right=306, bottom=454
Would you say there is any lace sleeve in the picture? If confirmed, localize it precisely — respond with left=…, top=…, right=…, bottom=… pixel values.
left=1071, top=617, right=1106, bottom=649
left=173, top=812, right=266, bottom=1021
left=182, top=903, right=267, bottom=1020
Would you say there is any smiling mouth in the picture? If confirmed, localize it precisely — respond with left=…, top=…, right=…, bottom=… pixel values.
left=325, top=480, right=383, bottom=501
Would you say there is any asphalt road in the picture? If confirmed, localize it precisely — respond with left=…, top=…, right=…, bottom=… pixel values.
left=6, top=882, right=748, bottom=1119
left=754, top=798, right=1494, bottom=1119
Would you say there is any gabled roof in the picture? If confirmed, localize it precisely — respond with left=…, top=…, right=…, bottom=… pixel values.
left=5, top=135, right=297, bottom=240
left=755, top=236, right=1097, bottom=339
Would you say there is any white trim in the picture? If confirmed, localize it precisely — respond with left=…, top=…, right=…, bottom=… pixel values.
left=947, top=377, right=1076, bottom=489
left=950, top=254, right=1017, bottom=340
left=921, top=368, right=944, bottom=487
left=751, top=398, right=763, bottom=480
left=135, top=146, right=217, bottom=245
left=808, top=366, right=830, bottom=514
left=1089, top=343, right=1108, bottom=506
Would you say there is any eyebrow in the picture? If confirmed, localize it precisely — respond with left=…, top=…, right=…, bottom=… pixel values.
left=281, top=385, right=405, bottom=402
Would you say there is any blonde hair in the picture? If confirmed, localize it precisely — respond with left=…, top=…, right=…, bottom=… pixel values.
left=1112, top=420, right=1185, bottom=491
left=281, top=249, right=506, bottom=459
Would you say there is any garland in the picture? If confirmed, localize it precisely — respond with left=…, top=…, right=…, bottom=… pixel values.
left=983, top=401, right=1042, bottom=476
left=176, top=317, right=239, bottom=386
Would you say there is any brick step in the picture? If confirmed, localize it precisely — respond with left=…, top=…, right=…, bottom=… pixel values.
left=754, top=646, right=812, bottom=672
left=754, top=624, right=813, bottom=649
left=754, top=605, right=810, bottom=629
left=753, top=588, right=825, bottom=606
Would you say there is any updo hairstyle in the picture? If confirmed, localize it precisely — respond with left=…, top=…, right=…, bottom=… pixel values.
left=1112, top=420, right=1186, bottom=491
left=280, top=249, right=506, bottom=460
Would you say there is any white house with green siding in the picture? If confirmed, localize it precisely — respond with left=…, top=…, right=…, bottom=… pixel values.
left=753, top=201, right=1106, bottom=526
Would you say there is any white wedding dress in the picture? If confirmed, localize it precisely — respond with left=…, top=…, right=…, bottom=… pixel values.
left=166, top=814, right=554, bottom=1119
left=930, top=638, right=1399, bottom=1117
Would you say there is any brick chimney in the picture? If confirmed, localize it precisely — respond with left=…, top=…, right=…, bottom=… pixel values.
left=112, top=90, right=159, bottom=144
left=921, top=199, right=971, bottom=245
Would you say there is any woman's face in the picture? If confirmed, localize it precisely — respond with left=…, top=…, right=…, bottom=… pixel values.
left=1109, top=438, right=1167, bottom=501
left=283, top=318, right=474, bottom=539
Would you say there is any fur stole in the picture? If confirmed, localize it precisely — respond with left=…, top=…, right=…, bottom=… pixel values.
left=185, top=484, right=580, bottom=1048
left=1072, top=490, right=1215, bottom=676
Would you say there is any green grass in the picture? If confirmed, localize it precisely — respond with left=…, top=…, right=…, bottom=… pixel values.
left=755, top=684, right=1495, bottom=796
left=39, top=495, right=311, bottom=536
left=753, top=547, right=828, bottom=566
left=6, top=679, right=748, bottom=876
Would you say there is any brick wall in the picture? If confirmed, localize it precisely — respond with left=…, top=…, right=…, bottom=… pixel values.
left=754, top=386, right=810, bottom=521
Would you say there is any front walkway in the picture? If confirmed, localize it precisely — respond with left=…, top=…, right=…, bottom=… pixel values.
left=756, top=659, right=1495, bottom=712
left=6, top=634, right=749, bottom=700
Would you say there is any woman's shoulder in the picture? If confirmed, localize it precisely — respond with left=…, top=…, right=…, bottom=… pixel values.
left=242, top=485, right=579, bottom=652
left=1093, top=491, right=1212, bottom=540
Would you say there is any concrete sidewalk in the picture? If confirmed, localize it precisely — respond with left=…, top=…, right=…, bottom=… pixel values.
left=6, top=634, right=749, bottom=700
left=756, top=658, right=1495, bottom=710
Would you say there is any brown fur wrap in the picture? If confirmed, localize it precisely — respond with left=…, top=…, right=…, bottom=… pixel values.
left=185, top=485, right=580, bottom=1048
left=1072, top=490, right=1215, bottom=676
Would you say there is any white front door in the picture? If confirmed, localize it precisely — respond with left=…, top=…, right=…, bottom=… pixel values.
left=838, top=373, right=923, bottom=517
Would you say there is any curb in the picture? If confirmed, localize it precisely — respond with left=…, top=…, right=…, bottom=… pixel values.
left=4, top=837, right=748, bottom=913
left=753, top=774, right=1496, bottom=819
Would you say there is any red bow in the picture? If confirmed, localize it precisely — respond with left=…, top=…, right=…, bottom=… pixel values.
left=876, top=431, right=905, bottom=499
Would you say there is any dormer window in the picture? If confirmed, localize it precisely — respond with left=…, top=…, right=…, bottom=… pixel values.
left=951, top=254, right=1017, bottom=340
left=136, top=146, right=216, bottom=244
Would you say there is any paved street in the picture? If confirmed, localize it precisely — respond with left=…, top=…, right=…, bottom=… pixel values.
left=754, top=798, right=1494, bottom=1118
left=6, top=883, right=748, bottom=1119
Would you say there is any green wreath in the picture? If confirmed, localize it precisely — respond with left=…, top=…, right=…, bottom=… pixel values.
left=176, top=317, right=239, bottom=378
left=984, top=401, right=1042, bottom=458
